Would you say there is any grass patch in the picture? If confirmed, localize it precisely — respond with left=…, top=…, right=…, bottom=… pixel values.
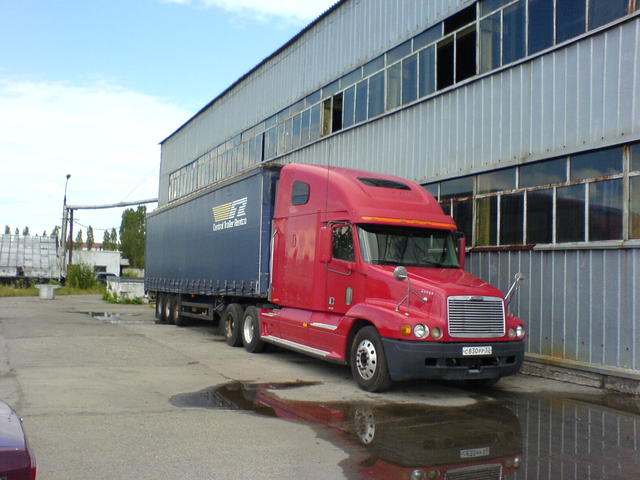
left=0, top=286, right=38, bottom=297
left=102, top=290, right=142, bottom=304
left=0, top=285, right=105, bottom=297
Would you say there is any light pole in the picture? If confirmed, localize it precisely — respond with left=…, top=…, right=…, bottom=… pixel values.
left=60, top=174, right=71, bottom=275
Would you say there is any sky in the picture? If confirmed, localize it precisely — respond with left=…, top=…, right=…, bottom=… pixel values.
left=0, top=0, right=336, bottom=241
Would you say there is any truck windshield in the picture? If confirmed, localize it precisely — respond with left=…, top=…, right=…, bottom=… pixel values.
left=357, top=224, right=460, bottom=268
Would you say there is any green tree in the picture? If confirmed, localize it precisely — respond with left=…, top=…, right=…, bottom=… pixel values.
left=110, top=228, right=119, bottom=250
left=86, top=226, right=94, bottom=250
left=4, top=225, right=9, bottom=234
left=103, top=229, right=111, bottom=250
left=119, top=206, right=146, bottom=268
left=75, top=229, right=83, bottom=250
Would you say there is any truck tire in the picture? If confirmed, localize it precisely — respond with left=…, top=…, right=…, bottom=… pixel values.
left=171, top=297, right=187, bottom=327
left=223, top=303, right=244, bottom=347
left=242, top=306, right=265, bottom=353
left=164, top=295, right=175, bottom=324
left=154, top=295, right=161, bottom=320
left=350, top=326, right=393, bottom=392
left=157, top=294, right=169, bottom=324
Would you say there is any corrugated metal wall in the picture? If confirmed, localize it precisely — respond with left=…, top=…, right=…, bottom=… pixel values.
left=285, top=17, right=640, bottom=185
left=159, top=0, right=469, bottom=204
left=468, top=248, right=640, bottom=372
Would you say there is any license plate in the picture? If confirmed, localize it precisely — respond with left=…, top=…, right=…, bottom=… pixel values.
left=462, top=346, right=492, bottom=356
left=460, top=447, right=490, bottom=459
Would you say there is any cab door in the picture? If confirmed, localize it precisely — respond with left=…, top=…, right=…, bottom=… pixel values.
left=324, top=224, right=358, bottom=314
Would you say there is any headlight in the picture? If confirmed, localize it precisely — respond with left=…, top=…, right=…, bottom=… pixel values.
left=431, top=327, right=443, bottom=339
left=414, top=324, right=429, bottom=339
left=410, top=470, right=426, bottom=480
left=516, top=325, right=525, bottom=338
left=508, top=328, right=516, bottom=338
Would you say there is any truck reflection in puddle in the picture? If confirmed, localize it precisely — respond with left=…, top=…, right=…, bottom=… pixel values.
left=171, top=382, right=523, bottom=479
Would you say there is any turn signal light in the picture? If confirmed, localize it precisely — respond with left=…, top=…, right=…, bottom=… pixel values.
left=400, top=324, right=412, bottom=336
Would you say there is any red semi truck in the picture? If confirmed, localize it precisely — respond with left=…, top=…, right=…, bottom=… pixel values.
left=146, top=163, right=525, bottom=391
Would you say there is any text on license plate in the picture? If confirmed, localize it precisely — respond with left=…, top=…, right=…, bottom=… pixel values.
left=462, top=346, right=492, bottom=356
left=460, top=447, right=490, bottom=459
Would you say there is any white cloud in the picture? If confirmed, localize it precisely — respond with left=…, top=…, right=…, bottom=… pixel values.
left=165, top=0, right=337, bottom=22
left=0, top=78, right=190, bottom=235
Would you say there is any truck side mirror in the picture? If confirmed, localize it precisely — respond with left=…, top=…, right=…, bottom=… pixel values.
left=456, top=232, right=466, bottom=270
left=318, top=226, right=332, bottom=263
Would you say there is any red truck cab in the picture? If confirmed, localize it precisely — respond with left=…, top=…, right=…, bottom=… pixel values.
left=256, top=164, right=525, bottom=391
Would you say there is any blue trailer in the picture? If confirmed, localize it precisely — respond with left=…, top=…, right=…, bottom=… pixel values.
left=145, top=164, right=280, bottom=325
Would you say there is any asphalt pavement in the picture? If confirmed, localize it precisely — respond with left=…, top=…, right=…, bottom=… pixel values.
left=0, top=295, right=638, bottom=479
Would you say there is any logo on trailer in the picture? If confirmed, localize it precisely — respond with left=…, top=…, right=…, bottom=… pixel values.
left=212, top=197, right=248, bottom=231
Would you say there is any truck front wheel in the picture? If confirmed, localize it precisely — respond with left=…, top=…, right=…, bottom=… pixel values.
left=350, top=326, right=392, bottom=392
left=224, top=304, right=244, bottom=347
left=242, top=306, right=265, bottom=353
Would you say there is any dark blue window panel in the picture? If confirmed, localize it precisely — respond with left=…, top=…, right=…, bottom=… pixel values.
left=557, top=0, right=586, bottom=43
left=402, top=54, right=418, bottom=104
left=413, top=23, right=442, bottom=50
left=386, top=40, right=412, bottom=65
left=368, top=71, right=385, bottom=118
left=342, top=86, right=355, bottom=128
left=418, top=45, right=436, bottom=97
left=528, top=0, right=554, bottom=54
left=355, top=79, right=368, bottom=123
left=589, top=0, right=628, bottom=30
left=570, top=147, right=623, bottom=181
left=557, top=184, right=585, bottom=242
left=480, top=13, right=501, bottom=73
left=519, top=158, right=567, bottom=188
left=502, top=1, right=525, bottom=64
left=363, top=55, right=385, bottom=77
left=480, top=0, right=511, bottom=16
left=527, top=189, right=554, bottom=244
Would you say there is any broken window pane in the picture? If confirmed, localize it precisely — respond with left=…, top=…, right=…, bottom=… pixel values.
left=570, top=147, right=623, bottom=181
left=556, top=184, right=585, bottom=242
left=519, top=158, right=566, bottom=188
left=456, top=26, right=477, bottom=81
left=476, top=196, right=498, bottom=246
left=418, top=45, right=436, bottom=97
left=589, top=0, right=628, bottom=30
left=368, top=71, right=385, bottom=118
left=557, top=0, right=586, bottom=43
left=527, top=189, right=553, bottom=244
left=437, top=36, right=455, bottom=90
left=480, top=12, right=501, bottom=73
left=528, top=0, right=554, bottom=54
left=589, top=179, right=623, bottom=241
left=402, top=54, right=418, bottom=104
left=386, top=62, right=401, bottom=111
left=500, top=193, right=524, bottom=245
left=502, top=0, right=525, bottom=64
left=332, top=93, right=343, bottom=133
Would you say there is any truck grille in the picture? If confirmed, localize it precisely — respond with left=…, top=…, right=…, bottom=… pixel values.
left=445, top=464, right=502, bottom=480
left=447, top=296, right=505, bottom=338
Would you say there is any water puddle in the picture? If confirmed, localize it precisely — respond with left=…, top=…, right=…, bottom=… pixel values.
left=171, top=381, right=524, bottom=479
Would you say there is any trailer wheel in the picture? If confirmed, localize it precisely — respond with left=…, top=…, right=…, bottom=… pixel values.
left=154, top=295, right=161, bottom=320
left=163, top=295, right=175, bottom=324
left=157, top=294, right=169, bottom=323
left=223, top=303, right=244, bottom=347
left=242, top=306, right=265, bottom=353
left=171, top=297, right=187, bottom=327
left=350, top=326, right=392, bottom=392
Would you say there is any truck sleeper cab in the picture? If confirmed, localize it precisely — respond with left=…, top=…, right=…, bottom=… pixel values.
left=146, top=163, right=525, bottom=392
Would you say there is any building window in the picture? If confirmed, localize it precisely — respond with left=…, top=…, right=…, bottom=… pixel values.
left=500, top=193, right=524, bottom=245
left=528, top=0, right=554, bottom=54
left=476, top=196, right=498, bottom=246
left=368, top=71, right=385, bottom=118
left=402, top=54, right=418, bottom=104
left=418, top=46, right=436, bottom=97
left=386, top=62, right=402, bottom=111
left=502, top=1, right=526, bottom=64
left=519, top=157, right=566, bottom=188
left=588, top=179, right=623, bottom=241
left=556, top=184, right=585, bottom=243
left=355, top=79, right=368, bottom=123
left=631, top=176, right=640, bottom=238
left=480, top=12, right=501, bottom=73
left=589, top=0, right=629, bottom=30
left=570, top=147, right=623, bottom=181
left=343, top=86, right=355, bottom=128
left=478, top=168, right=516, bottom=194
left=526, top=189, right=553, bottom=244
left=437, top=37, right=455, bottom=90
left=556, top=0, right=586, bottom=43
left=631, top=143, right=640, bottom=172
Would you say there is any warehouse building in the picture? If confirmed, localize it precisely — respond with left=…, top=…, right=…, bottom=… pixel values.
left=159, top=0, right=640, bottom=391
